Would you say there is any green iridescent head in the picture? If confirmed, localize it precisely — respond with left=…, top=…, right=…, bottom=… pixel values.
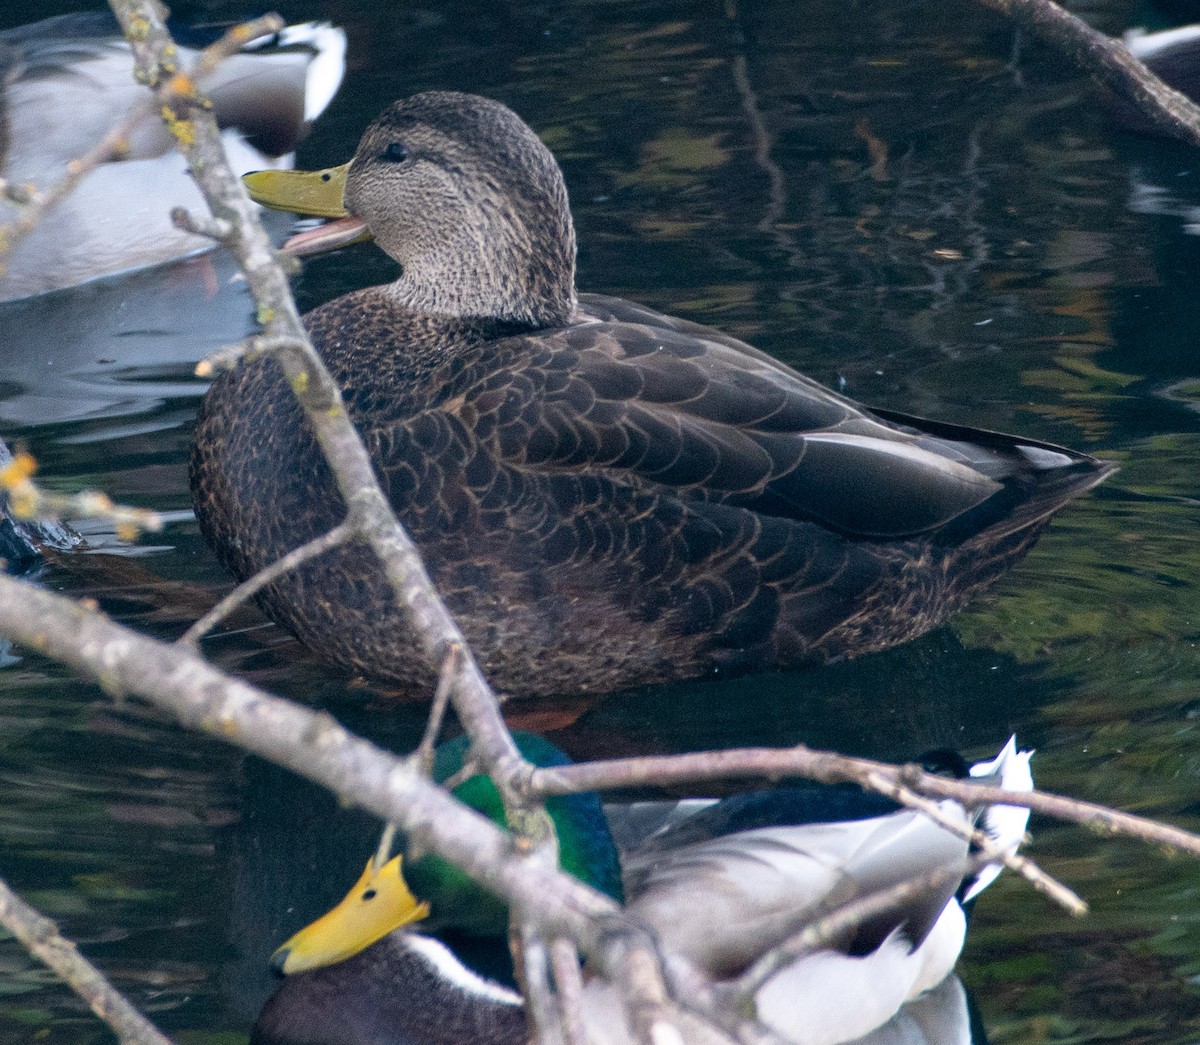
left=271, top=731, right=621, bottom=973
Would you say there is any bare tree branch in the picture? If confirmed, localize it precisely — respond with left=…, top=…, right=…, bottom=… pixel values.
left=518, top=924, right=567, bottom=1045
left=550, top=937, right=590, bottom=1045
left=974, top=0, right=1200, bottom=145
left=0, top=875, right=174, bottom=1045
left=0, top=573, right=614, bottom=938
left=0, top=451, right=162, bottom=540
left=0, top=572, right=781, bottom=1044
left=180, top=521, right=355, bottom=645
left=531, top=747, right=1200, bottom=860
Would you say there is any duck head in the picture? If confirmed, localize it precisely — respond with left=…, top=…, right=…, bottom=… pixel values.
left=246, top=91, right=578, bottom=328
left=271, top=732, right=621, bottom=976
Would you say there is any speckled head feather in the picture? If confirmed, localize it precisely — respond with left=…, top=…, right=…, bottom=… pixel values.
left=345, top=91, right=577, bottom=328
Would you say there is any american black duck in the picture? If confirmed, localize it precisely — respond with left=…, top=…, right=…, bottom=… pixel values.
left=190, top=91, right=1114, bottom=699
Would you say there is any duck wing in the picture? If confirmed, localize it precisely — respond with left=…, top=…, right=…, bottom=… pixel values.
left=622, top=801, right=971, bottom=977
left=467, top=294, right=1110, bottom=541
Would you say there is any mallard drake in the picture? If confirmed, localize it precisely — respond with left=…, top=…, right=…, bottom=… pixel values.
left=253, top=734, right=1032, bottom=1045
left=0, top=13, right=346, bottom=301
left=190, top=91, right=1113, bottom=700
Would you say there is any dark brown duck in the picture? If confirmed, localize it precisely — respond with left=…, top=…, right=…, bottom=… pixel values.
left=190, top=91, right=1113, bottom=699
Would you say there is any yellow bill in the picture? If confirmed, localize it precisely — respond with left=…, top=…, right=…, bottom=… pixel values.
left=270, top=855, right=431, bottom=975
left=243, top=163, right=372, bottom=256
left=244, top=165, right=352, bottom=218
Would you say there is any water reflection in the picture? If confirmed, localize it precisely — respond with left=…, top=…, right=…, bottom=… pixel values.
left=2, top=0, right=1200, bottom=1040
left=0, top=227, right=290, bottom=430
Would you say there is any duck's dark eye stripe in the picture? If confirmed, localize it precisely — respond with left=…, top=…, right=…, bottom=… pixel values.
left=381, top=141, right=410, bottom=163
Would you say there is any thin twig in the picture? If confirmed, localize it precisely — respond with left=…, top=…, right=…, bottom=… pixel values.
left=864, top=770, right=1086, bottom=915
left=0, top=99, right=157, bottom=269
left=414, top=644, right=461, bottom=774
left=551, top=937, right=589, bottom=1045
left=180, top=521, right=355, bottom=645
left=529, top=745, right=1200, bottom=861
left=189, top=15, right=286, bottom=77
left=0, top=452, right=162, bottom=540
left=194, top=333, right=307, bottom=378
left=170, top=207, right=233, bottom=243
left=0, top=876, right=173, bottom=1045
left=518, top=924, right=566, bottom=1045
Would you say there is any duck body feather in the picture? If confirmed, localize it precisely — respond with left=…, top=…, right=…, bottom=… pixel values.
left=254, top=932, right=526, bottom=1045
left=193, top=285, right=1110, bottom=698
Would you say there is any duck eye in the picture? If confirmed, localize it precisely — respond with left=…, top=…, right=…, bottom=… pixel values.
left=381, top=141, right=409, bottom=163
left=362, top=888, right=377, bottom=901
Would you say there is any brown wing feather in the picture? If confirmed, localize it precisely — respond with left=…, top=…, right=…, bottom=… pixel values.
left=190, top=288, right=1111, bottom=697
left=436, top=300, right=1086, bottom=539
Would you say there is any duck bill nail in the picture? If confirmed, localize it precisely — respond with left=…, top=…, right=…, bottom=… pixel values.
left=283, top=216, right=372, bottom=257
left=242, top=163, right=351, bottom=218
left=268, top=947, right=291, bottom=978
left=269, top=856, right=431, bottom=975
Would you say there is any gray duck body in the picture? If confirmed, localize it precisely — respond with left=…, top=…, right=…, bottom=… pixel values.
left=190, top=92, right=1112, bottom=699
left=0, top=13, right=345, bottom=300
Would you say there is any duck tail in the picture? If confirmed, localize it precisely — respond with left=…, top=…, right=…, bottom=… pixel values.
left=959, top=737, right=1035, bottom=904
left=247, top=22, right=348, bottom=125
left=206, top=21, right=347, bottom=160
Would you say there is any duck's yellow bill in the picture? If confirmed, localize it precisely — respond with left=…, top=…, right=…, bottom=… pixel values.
left=244, top=164, right=373, bottom=257
left=243, top=165, right=351, bottom=218
left=270, top=855, right=431, bottom=976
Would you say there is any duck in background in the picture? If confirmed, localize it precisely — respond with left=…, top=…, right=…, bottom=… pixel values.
left=1107, top=0, right=1200, bottom=134
left=253, top=733, right=1032, bottom=1045
left=0, top=434, right=80, bottom=573
left=0, top=12, right=346, bottom=300
left=193, top=91, right=1112, bottom=700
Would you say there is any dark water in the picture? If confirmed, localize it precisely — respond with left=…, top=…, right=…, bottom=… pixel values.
left=2, top=0, right=1200, bottom=1040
